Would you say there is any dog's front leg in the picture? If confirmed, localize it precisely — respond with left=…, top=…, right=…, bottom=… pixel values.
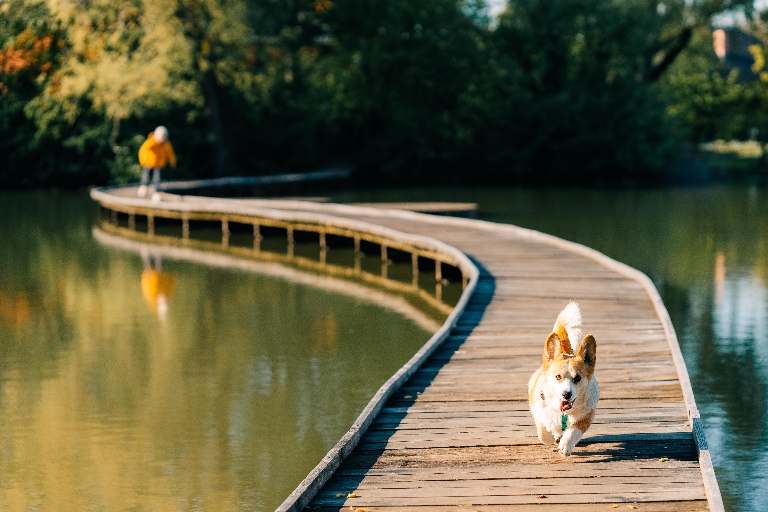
left=558, top=428, right=583, bottom=456
left=537, top=422, right=555, bottom=445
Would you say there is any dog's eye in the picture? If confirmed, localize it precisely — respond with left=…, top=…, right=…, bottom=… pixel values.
left=555, top=375, right=562, bottom=381
left=574, top=375, right=581, bottom=383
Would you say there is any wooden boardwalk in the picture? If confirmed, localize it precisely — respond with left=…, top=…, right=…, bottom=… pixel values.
left=282, top=211, right=718, bottom=511
left=90, top=188, right=721, bottom=511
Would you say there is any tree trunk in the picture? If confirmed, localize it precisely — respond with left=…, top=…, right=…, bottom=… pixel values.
left=203, top=70, right=232, bottom=177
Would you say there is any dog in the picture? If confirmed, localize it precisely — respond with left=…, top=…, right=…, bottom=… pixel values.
left=528, top=301, right=599, bottom=456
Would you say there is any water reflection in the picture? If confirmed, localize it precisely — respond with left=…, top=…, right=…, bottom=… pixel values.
left=331, top=185, right=768, bottom=511
left=0, top=291, right=32, bottom=327
left=0, top=191, right=434, bottom=510
left=140, top=249, right=176, bottom=321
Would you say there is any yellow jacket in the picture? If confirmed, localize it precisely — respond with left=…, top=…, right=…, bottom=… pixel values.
left=140, top=269, right=176, bottom=312
left=138, top=132, right=177, bottom=168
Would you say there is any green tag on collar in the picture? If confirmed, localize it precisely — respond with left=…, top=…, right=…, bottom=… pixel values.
left=561, top=413, right=567, bottom=431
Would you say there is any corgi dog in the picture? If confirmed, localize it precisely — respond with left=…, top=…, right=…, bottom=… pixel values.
left=528, top=301, right=599, bottom=456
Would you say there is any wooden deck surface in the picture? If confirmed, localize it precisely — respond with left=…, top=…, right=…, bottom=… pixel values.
left=297, top=214, right=710, bottom=511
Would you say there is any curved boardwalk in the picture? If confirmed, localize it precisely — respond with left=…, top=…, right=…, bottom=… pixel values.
left=91, top=188, right=722, bottom=511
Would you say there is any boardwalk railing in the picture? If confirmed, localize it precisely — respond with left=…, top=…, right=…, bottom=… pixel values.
left=92, top=186, right=472, bottom=316
left=156, top=166, right=353, bottom=193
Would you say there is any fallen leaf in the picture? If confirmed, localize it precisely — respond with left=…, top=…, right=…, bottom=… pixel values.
left=623, top=377, right=630, bottom=381
left=659, top=458, right=669, bottom=462
left=404, top=395, right=412, bottom=399
left=356, top=509, right=371, bottom=512
left=610, top=506, right=619, bottom=509
left=336, top=493, right=346, bottom=498
left=619, top=371, right=629, bottom=374
left=347, top=492, right=357, bottom=498
left=627, top=506, right=637, bottom=510
left=536, top=495, right=547, bottom=499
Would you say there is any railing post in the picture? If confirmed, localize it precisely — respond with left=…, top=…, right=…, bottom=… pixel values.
left=319, top=231, right=327, bottom=265
left=354, top=236, right=361, bottom=272
left=435, top=260, right=442, bottom=301
left=253, top=223, right=262, bottom=252
left=111, top=209, right=118, bottom=225
left=182, top=214, right=189, bottom=241
left=412, top=253, right=419, bottom=288
left=381, top=245, right=388, bottom=279
left=222, top=217, right=230, bottom=248
left=287, top=226, right=294, bottom=258
left=128, top=212, right=135, bottom=231
left=147, top=214, right=154, bottom=237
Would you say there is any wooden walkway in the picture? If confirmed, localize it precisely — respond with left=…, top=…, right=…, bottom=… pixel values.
left=280, top=210, right=718, bottom=511
left=90, top=188, right=721, bottom=511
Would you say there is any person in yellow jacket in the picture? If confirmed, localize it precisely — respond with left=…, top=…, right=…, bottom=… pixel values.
left=137, top=126, right=176, bottom=199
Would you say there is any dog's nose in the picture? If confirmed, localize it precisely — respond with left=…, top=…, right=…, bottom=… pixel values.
left=562, top=391, right=572, bottom=400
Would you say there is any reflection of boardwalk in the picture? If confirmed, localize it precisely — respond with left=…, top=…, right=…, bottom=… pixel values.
left=92, top=227, right=442, bottom=333
left=90, top=188, right=722, bottom=511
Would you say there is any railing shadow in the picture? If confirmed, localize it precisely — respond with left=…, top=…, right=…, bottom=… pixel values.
left=577, top=432, right=698, bottom=463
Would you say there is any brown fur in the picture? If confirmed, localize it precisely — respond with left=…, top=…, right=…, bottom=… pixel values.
left=554, top=324, right=574, bottom=354
left=574, top=409, right=596, bottom=432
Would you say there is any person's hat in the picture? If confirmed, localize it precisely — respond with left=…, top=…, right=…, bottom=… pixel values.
left=153, top=126, right=169, bottom=143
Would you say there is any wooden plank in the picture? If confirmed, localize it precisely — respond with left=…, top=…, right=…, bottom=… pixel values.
left=308, top=503, right=710, bottom=511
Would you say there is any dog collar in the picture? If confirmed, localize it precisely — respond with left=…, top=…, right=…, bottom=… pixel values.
left=561, top=413, right=568, bottom=431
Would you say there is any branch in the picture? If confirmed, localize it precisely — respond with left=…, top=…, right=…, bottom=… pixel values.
left=646, top=27, right=692, bottom=82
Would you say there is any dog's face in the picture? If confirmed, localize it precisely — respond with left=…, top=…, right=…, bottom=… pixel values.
left=540, top=333, right=596, bottom=413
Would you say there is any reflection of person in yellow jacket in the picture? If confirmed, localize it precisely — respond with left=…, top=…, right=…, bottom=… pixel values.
left=140, top=249, right=176, bottom=321
left=137, top=126, right=176, bottom=200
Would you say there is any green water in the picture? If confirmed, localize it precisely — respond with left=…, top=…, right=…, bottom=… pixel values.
left=0, top=191, right=433, bottom=510
left=332, top=185, right=768, bottom=512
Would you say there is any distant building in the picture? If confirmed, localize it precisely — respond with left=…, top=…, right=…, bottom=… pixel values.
left=713, top=28, right=762, bottom=80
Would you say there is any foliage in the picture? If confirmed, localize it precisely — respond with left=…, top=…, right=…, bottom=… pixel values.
left=661, top=27, right=768, bottom=143
left=0, top=0, right=761, bottom=187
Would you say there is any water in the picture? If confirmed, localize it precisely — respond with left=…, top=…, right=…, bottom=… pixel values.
left=332, top=185, right=768, bottom=511
left=0, top=191, right=434, bottom=510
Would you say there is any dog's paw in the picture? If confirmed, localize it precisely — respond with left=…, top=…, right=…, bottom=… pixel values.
left=557, top=428, right=583, bottom=456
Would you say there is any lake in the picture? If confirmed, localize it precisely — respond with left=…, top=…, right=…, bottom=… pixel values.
left=0, top=191, right=434, bottom=510
left=333, top=185, right=768, bottom=512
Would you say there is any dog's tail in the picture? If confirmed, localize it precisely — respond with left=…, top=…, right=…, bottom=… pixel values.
left=553, top=301, right=582, bottom=355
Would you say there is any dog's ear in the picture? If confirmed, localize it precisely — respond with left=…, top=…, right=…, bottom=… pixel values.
left=543, top=332, right=561, bottom=364
left=577, top=334, right=597, bottom=369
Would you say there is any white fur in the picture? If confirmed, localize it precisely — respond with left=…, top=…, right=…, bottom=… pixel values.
left=553, top=300, right=582, bottom=352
